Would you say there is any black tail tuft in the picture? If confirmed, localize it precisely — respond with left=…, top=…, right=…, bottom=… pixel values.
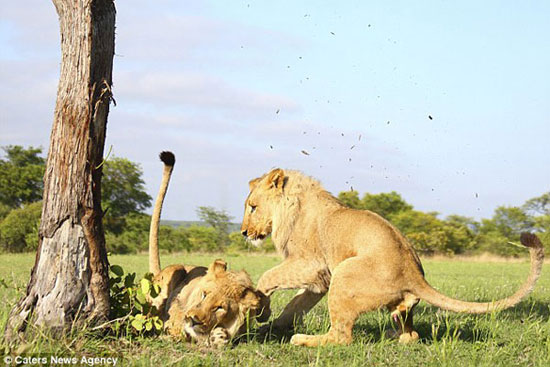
left=159, top=151, right=175, bottom=166
left=520, top=232, right=543, bottom=249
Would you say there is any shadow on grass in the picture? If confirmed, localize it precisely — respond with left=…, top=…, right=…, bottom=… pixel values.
left=499, top=299, right=550, bottom=319
left=347, top=317, right=495, bottom=345
left=358, top=300, right=550, bottom=345
left=238, top=323, right=295, bottom=345
left=251, top=299, right=550, bottom=345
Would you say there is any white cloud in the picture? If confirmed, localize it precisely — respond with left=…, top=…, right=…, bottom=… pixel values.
left=115, top=70, right=299, bottom=118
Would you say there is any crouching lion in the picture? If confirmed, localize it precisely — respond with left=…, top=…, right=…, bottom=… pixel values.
left=240, top=168, right=544, bottom=347
left=147, top=151, right=269, bottom=347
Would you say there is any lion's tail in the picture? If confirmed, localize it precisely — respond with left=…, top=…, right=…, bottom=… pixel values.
left=413, top=233, right=544, bottom=314
left=149, top=151, right=175, bottom=276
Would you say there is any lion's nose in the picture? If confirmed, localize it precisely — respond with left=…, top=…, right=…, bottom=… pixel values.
left=241, top=230, right=248, bottom=237
left=190, top=316, right=202, bottom=327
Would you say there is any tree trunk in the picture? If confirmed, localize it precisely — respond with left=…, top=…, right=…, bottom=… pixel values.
left=5, top=0, right=116, bottom=340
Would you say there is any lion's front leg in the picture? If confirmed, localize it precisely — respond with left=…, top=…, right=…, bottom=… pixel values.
left=273, top=289, right=326, bottom=329
left=256, top=259, right=330, bottom=296
left=257, top=260, right=329, bottom=339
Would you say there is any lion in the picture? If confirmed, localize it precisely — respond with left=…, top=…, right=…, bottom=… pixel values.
left=240, top=168, right=544, bottom=347
left=147, top=151, right=269, bottom=347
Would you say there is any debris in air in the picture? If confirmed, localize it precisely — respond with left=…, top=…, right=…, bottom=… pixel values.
left=270, top=145, right=273, bottom=149
left=358, top=134, right=362, bottom=141
left=428, top=115, right=433, bottom=120
left=330, top=32, right=335, bottom=35
left=301, top=150, right=310, bottom=156
left=350, top=145, right=355, bottom=150
left=276, top=109, right=280, bottom=114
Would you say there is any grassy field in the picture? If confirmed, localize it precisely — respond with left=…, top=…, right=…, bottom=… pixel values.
left=1, top=252, right=549, bottom=366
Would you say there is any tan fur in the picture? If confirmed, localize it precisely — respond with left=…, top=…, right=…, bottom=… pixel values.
left=149, top=152, right=175, bottom=276
left=148, top=151, right=267, bottom=347
left=241, top=169, right=545, bottom=347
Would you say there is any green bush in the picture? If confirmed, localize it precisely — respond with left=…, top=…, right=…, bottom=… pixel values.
left=105, top=213, right=150, bottom=254
left=0, top=203, right=11, bottom=221
left=159, top=226, right=192, bottom=253
left=0, top=145, right=45, bottom=208
left=108, top=264, right=163, bottom=336
left=0, top=201, right=42, bottom=252
left=473, top=231, right=523, bottom=257
left=102, top=157, right=152, bottom=234
left=186, top=225, right=219, bottom=252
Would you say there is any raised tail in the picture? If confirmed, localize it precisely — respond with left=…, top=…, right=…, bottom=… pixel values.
left=413, top=233, right=544, bottom=314
left=149, top=151, right=175, bottom=275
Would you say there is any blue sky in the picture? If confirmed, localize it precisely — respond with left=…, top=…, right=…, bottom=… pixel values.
left=1, top=1, right=549, bottom=222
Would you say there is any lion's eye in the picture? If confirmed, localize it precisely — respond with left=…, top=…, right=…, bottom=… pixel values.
left=250, top=205, right=257, bottom=213
left=201, top=291, right=207, bottom=300
left=214, top=305, right=224, bottom=312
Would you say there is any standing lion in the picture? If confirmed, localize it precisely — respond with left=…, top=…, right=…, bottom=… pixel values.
left=240, top=168, right=544, bottom=347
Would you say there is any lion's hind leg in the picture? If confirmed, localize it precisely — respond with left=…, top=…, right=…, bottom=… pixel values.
left=386, top=294, right=420, bottom=343
left=290, top=257, right=397, bottom=347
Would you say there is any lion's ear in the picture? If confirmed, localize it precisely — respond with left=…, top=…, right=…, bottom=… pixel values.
left=249, top=177, right=261, bottom=191
left=239, top=289, right=260, bottom=314
left=238, top=289, right=271, bottom=322
left=266, top=168, right=285, bottom=191
left=208, top=259, right=227, bottom=276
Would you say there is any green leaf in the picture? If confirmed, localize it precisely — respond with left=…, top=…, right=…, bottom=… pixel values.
left=136, top=289, right=146, bottom=305
left=131, top=318, right=143, bottom=331
left=108, top=277, right=121, bottom=288
left=150, top=283, right=161, bottom=298
left=124, top=273, right=136, bottom=288
left=140, top=278, right=151, bottom=295
left=154, top=318, right=163, bottom=330
left=110, top=265, right=124, bottom=276
left=145, top=320, right=153, bottom=331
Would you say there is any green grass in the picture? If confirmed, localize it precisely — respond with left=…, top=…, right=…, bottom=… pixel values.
left=1, top=253, right=549, bottom=366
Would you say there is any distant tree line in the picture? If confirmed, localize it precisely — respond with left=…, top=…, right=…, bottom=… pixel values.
left=0, top=146, right=271, bottom=254
left=0, top=145, right=547, bottom=256
left=338, top=190, right=550, bottom=256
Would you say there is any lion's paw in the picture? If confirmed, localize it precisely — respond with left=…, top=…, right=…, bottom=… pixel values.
left=289, top=333, right=308, bottom=346
left=208, top=327, right=230, bottom=348
left=398, top=331, right=419, bottom=344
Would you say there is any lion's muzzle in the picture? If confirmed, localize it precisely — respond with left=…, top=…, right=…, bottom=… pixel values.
left=183, top=315, right=208, bottom=339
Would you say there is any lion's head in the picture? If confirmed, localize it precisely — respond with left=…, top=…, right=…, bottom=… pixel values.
left=179, top=260, right=269, bottom=343
left=240, top=168, right=288, bottom=247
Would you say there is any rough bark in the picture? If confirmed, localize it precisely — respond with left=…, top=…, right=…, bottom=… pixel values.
left=4, top=0, right=116, bottom=340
